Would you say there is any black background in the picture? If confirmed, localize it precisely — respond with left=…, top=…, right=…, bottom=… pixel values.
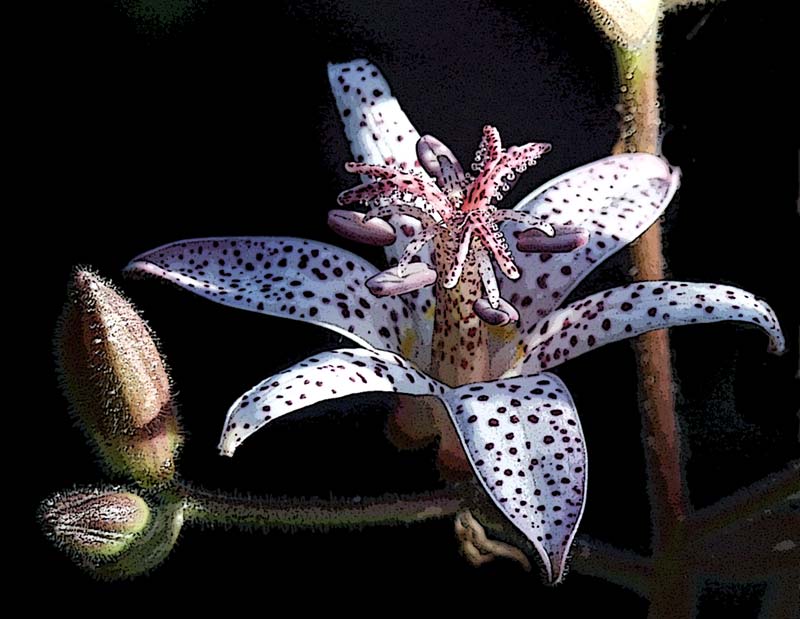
left=23, top=1, right=797, bottom=615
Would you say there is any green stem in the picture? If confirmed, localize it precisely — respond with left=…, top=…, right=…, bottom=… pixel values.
left=178, top=482, right=464, bottom=531
left=176, top=481, right=654, bottom=593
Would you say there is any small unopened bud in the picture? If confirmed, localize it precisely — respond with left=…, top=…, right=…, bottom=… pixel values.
left=474, top=297, right=520, bottom=326
left=328, top=209, right=397, bottom=246
left=579, top=0, right=660, bottom=49
left=40, top=488, right=150, bottom=560
left=515, top=224, right=589, bottom=253
left=365, top=262, right=437, bottom=296
left=56, top=269, right=181, bottom=487
left=39, top=487, right=184, bottom=580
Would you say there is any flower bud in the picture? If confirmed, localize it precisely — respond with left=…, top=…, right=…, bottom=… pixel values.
left=39, top=487, right=184, bottom=580
left=40, top=488, right=150, bottom=559
left=56, top=269, right=181, bottom=487
left=579, top=0, right=660, bottom=50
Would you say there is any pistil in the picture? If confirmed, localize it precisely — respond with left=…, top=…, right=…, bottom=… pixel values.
left=431, top=236, right=491, bottom=386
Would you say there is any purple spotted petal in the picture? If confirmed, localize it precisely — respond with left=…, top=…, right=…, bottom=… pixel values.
left=328, top=59, right=435, bottom=356
left=493, top=153, right=679, bottom=371
left=125, top=237, right=425, bottom=364
left=443, top=374, right=586, bottom=583
left=219, top=348, right=445, bottom=455
left=506, top=281, right=785, bottom=376
left=221, top=347, right=586, bottom=582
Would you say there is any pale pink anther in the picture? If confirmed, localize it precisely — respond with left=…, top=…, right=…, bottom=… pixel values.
left=473, top=297, right=520, bottom=326
left=516, top=224, right=589, bottom=253
left=365, top=262, right=438, bottom=297
left=416, top=135, right=466, bottom=199
left=327, top=210, right=397, bottom=246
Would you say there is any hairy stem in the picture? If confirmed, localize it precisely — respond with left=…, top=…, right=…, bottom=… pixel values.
left=615, top=30, right=688, bottom=545
left=614, top=28, right=692, bottom=619
left=177, top=481, right=653, bottom=591
left=178, top=483, right=464, bottom=531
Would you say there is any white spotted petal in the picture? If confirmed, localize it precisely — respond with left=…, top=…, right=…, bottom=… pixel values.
left=328, top=59, right=435, bottom=355
left=124, top=237, right=424, bottom=365
left=493, top=153, right=679, bottom=373
left=507, top=281, right=786, bottom=376
left=220, top=347, right=586, bottom=583
left=446, top=374, right=586, bottom=583
left=219, top=348, right=445, bottom=456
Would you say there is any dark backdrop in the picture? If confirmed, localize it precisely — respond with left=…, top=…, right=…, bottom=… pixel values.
left=23, top=1, right=797, bottom=615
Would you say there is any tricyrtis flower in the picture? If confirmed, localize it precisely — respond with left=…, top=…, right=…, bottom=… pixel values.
left=125, top=59, right=785, bottom=582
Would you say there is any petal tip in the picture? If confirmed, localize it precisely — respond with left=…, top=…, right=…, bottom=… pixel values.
left=767, top=335, right=786, bottom=356
left=217, top=433, right=238, bottom=457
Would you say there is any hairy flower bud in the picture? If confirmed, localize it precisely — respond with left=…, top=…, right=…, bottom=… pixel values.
left=40, top=488, right=150, bottom=559
left=56, top=269, right=181, bottom=486
left=39, top=487, right=184, bottom=580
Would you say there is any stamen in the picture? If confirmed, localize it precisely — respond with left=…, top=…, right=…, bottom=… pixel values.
left=470, top=211, right=520, bottom=281
left=417, top=135, right=466, bottom=200
left=327, top=210, right=397, bottom=246
left=442, top=225, right=474, bottom=289
left=474, top=297, right=520, bottom=326
left=398, top=227, right=440, bottom=276
left=516, top=224, right=589, bottom=253
left=338, top=167, right=453, bottom=220
left=474, top=248, right=501, bottom=308
left=363, top=203, right=438, bottom=228
left=365, top=262, right=438, bottom=297
left=492, top=210, right=555, bottom=237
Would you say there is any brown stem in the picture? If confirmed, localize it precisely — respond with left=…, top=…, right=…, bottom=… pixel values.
left=615, top=32, right=689, bottom=548
left=614, top=30, right=692, bottom=619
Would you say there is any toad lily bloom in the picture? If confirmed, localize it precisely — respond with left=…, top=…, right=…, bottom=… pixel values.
left=125, top=59, right=785, bottom=583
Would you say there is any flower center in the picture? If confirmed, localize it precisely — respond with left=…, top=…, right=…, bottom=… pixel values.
left=337, top=125, right=553, bottom=312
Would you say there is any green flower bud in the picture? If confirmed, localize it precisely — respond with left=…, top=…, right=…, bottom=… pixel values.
left=40, top=487, right=184, bottom=580
left=56, top=269, right=181, bottom=487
